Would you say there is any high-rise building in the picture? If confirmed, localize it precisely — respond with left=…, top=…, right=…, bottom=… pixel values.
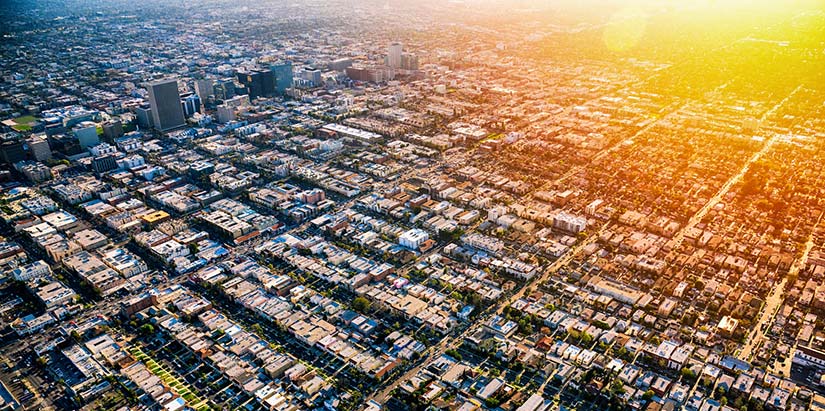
left=73, top=121, right=100, bottom=149
left=213, top=78, right=236, bottom=101
left=237, top=68, right=276, bottom=99
left=134, top=106, right=152, bottom=129
left=216, top=105, right=236, bottom=124
left=302, top=69, right=322, bottom=87
left=181, top=94, right=201, bottom=118
left=0, top=135, right=25, bottom=164
left=146, top=79, right=186, bottom=132
left=26, top=134, right=52, bottom=162
left=346, top=66, right=389, bottom=83
left=47, top=134, right=83, bottom=157
left=102, top=119, right=123, bottom=141
left=387, top=42, right=403, bottom=68
left=271, top=62, right=294, bottom=94
left=194, top=79, right=214, bottom=102
left=328, top=58, right=352, bottom=72
left=401, top=53, right=419, bottom=70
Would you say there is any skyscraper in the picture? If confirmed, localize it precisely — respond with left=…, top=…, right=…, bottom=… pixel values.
left=26, top=134, right=52, bottom=161
left=303, top=69, right=322, bottom=87
left=194, top=79, right=214, bottom=102
left=401, top=53, right=419, bottom=70
left=146, top=79, right=186, bottom=132
left=271, top=62, right=294, bottom=95
left=102, top=120, right=123, bottom=141
left=180, top=94, right=202, bottom=118
left=73, top=121, right=100, bottom=149
left=237, top=68, right=276, bottom=99
left=387, top=42, right=403, bottom=68
left=213, top=78, right=236, bottom=101
left=0, top=136, right=25, bottom=164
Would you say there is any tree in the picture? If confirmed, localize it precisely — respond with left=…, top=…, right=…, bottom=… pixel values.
left=484, top=397, right=501, bottom=408
left=352, top=297, right=371, bottom=313
left=610, top=380, right=625, bottom=395
left=139, top=324, right=155, bottom=336
left=438, top=227, right=464, bottom=243
left=642, top=390, right=655, bottom=401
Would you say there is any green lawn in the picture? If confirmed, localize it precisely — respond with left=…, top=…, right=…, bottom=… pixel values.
left=14, top=115, right=37, bottom=124
left=11, top=115, right=37, bottom=132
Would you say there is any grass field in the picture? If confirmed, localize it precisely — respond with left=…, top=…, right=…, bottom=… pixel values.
left=11, top=115, right=38, bottom=132
left=14, top=115, right=37, bottom=124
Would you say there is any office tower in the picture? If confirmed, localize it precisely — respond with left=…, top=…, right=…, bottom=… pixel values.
left=216, top=105, right=235, bottom=124
left=303, top=69, right=322, bottom=87
left=387, top=42, right=403, bottom=68
left=0, top=136, right=25, bottom=164
left=271, top=62, right=294, bottom=94
left=346, top=66, right=388, bottom=83
left=73, top=121, right=100, bottom=149
left=181, top=94, right=201, bottom=118
left=328, top=58, right=353, bottom=72
left=44, top=122, right=67, bottom=137
left=401, top=53, right=419, bottom=70
left=213, top=78, right=236, bottom=101
left=26, top=134, right=52, bottom=161
left=146, top=78, right=186, bottom=132
left=237, top=68, right=276, bottom=99
left=47, top=134, right=83, bottom=157
left=102, top=120, right=123, bottom=141
left=194, top=79, right=214, bottom=102
left=134, top=106, right=152, bottom=129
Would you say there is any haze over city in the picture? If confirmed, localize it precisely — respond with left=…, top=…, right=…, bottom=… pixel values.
left=0, top=0, right=824, bottom=410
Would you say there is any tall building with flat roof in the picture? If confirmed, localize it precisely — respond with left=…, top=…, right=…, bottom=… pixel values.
left=181, top=94, right=201, bottom=118
left=387, top=42, right=403, bottom=68
left=101, top=120, right=123, bottom=141
left=213, top=78, right=236, bottom=101
left=73, top=121, right=99, bottom=149
left=271, top=62, right=293, bottom=94
left=237, top=68, right=275, bottom=99
left=146, top=79, right=186, bottom=132
left=27, top=134, right=52, bottom=161
left=194, top=78, right=214, bottom=102
left=0, top=137, right=25, bottom=164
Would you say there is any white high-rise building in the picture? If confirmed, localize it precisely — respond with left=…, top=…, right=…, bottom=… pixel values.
left=387, top=42, right=403, bottom=69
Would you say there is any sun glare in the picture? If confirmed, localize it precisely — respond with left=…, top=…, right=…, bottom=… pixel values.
left=602, top=8, right=648, bottom=52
